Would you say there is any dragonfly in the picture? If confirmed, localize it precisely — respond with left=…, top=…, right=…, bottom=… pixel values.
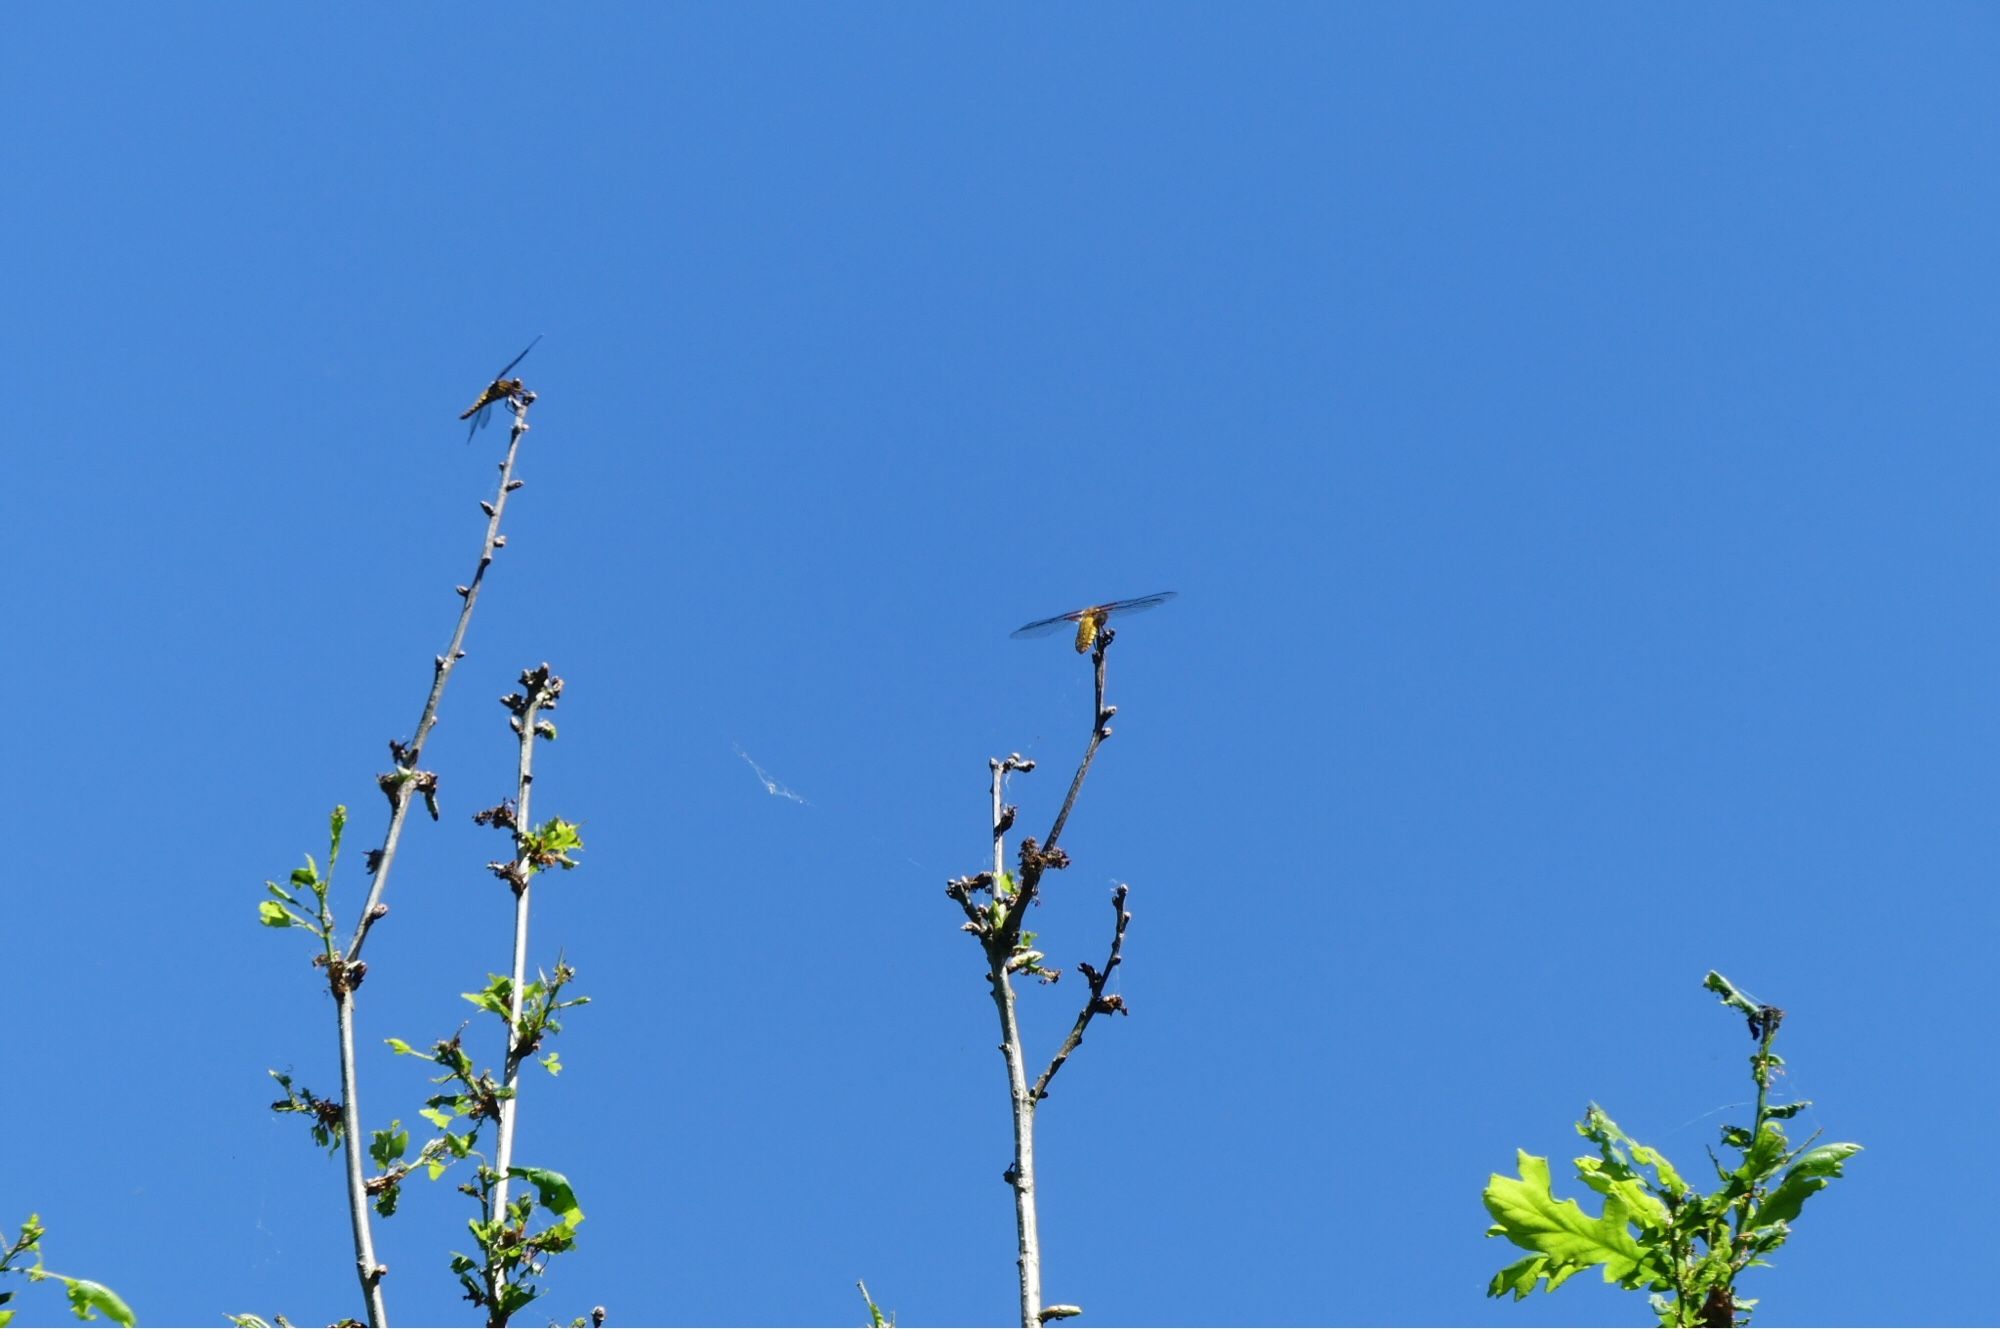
left=459, top=334, right=543, bottom=442
left=1010, top=592, right=1177, bottom=653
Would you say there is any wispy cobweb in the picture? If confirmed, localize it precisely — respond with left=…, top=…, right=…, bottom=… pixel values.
left=734, top=743, right=809, bottom=805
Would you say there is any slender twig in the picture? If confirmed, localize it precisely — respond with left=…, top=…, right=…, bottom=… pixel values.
left=992, top=755, right=1026, bottom=880
left=332, top=970, right=386, bottom=1324
left=327, top=390, right=536, bottom=1327
left=1043, top=632, right=1114, bottom=853
left=486, top=662, right=563, bottom=1326
left=1032, top=884, right=1131, bottom=1103
left=348, top=395, right=535, bottom=964
left=1002, top=631, right=1114, bottom=939
left=988, top=933, right=1042, bottom=1329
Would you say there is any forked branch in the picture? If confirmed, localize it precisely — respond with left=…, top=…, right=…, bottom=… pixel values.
left=1032, top=884, right=1131, bottom=1103
left=348, top=395, right=536, bottom=965
left=1001, top=631, right=1116, bottom=938
left=327, top=390, right=536, bottom=1327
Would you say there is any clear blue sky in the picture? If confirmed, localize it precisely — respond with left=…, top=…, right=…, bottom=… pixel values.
left=5, top=6, right=1994, bottom=1326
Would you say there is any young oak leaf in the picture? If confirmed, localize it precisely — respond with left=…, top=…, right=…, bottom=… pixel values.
left=1484, top=1151, right=1664, bottom=1298
left=1747, top=1141, right=1863, bottom=1229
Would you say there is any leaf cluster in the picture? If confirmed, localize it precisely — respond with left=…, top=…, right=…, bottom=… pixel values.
left=950, top=869, right=1065, bottom=984
left=257, top=805, right=347, bottom=951
left=269, top=1071, right=346, bottom=1153
left=451, top=1166, right=586, bottom=1322
left=259, top=800, right=593, bottom=1312
left=1483, top=973, right=1861, bottom=1326
left=459, top=962, right=589, bottom=1066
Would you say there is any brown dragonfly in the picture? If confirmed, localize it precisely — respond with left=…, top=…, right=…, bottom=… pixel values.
left=459, top=335, right=542, bottom=442
left=1011, top=592, right=1177, bottom=653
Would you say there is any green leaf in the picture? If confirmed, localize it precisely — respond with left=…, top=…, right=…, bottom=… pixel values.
left=1703, top=971, right=1759, bottom=1016
left=539, top=1052, right=562, bottom=1076
left=1585, top=1105, right=1687, bottom=1195
left=256, top=901, right=303, bottom=929
left=463, top=991, right=509, bottom=1018
left=60, top=1279, right=135, bottom=1328
left=857, top=1280, right=890, bottom=1329
left=1488, top=1252, right=1573, bottom=1300
left=1572, top=1159, right=1667, bottom=1236
left=497, top=1283, right=539, bottom=1317
left=290, top=860, right=318, bottom=889
left=369, top=1123, right=410, bottom=1170
left=1, top=1310, right=16, bottom=1327
left=385, top=1038, right=416, bottom=1056
left=1728, top=1123, right=1790, bottom=1193
left=463, top=978, right=511, bottom=1018
left=1483, top=1151, right=1662, bottom=1297
left=1749, top=1143, right=1862, bottom=1228
left=1574, top=1106, right=1680, bottom=1226
left=523, top=818, right=585, bottom=872
left=419, top=1106, right=453, bottom=1130
left=508, top=1167, right=585, bottom=1226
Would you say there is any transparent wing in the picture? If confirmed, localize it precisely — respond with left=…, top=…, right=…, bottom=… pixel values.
left=464, top=400, right=493, bottom=444
left=1010, top=610, right=1084, bottom=639
left=492, top=333, right=543, bottom=380
left=1097, top=591, right=1177, bottom=618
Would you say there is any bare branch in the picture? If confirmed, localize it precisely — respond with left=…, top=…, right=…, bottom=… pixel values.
left=991, top=753, right=1034, bottom=882
left=946, top=873, right=996, bottom=934
left=1042, top=630, right=1114, bottom=852
left=1033, top=883, right=1132, bottom=1103
left=348, top=397, right=536, bottom=965
left=1001, top=633, right=1113, bottom=940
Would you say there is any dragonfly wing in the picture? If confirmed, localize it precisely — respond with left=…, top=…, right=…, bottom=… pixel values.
left=492, top=333, right=543, bottom=381
left=1102, top=591, right=1177, bottom=618
left=1010, top=610, right=1083, bottom=639
left=1011, top=592, right=1177, bottom=639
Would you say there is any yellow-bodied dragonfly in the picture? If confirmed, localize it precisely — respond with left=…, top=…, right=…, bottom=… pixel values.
left=1011, top=592, right=1177, bottom=653
left=459, top=334, right=542, bottom=442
